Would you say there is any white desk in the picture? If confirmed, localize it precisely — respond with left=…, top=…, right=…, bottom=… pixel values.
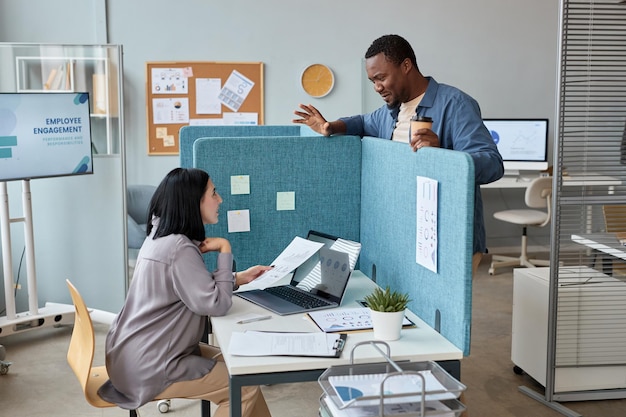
left=571, top=233, right=626, bottom=262
left=571, top=233, right=626, bottom=275
left=210, top=270, right=463, bottom=417
left=482, top=173, right=621, bottom=190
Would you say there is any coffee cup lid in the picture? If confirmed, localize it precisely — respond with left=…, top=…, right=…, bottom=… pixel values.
left=411, top=115, right=433, bottom=122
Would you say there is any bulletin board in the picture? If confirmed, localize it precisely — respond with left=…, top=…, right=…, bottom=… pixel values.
left=145, top=61, right=264, bottom=155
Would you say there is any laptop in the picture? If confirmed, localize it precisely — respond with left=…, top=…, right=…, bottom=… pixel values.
left=235, top=230, right=360, bottom=315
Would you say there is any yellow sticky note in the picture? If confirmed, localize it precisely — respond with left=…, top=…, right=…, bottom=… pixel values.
left=156, top=127, right=168, bottom=138
left=231, top=175, right=250, bottom=195
left=163, top=135, right=175, bottom=147
left=227, top=209, right=251, bottom=233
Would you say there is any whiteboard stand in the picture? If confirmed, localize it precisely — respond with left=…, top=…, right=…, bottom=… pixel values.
left=0, top=180, right=75, bottom=341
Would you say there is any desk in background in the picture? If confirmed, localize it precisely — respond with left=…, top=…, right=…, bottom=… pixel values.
left=571, top=233, right=626, bottom=262
left=482, top=173, right=621, bottom=191
left=484, top=174, right=622, bottom=238
left=210, top=271, right=463, bottom=417
left=572, top=233, right=626, bottom=275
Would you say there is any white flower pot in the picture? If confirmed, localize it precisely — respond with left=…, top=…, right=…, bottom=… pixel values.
left=369, top=309, right=405, bottom=341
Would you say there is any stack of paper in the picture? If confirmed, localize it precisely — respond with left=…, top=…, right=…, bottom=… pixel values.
left=320, top=394, right=456, bottom=417
left=328, top=370, right=456, bottom=407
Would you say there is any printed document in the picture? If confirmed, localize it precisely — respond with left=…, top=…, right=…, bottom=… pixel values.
left=228, top=331, right=343, bottom=357
left=244, top=236, right=324, bottom=289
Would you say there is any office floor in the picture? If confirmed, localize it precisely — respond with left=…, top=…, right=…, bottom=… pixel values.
left=1, top=255, right=626, bottom=417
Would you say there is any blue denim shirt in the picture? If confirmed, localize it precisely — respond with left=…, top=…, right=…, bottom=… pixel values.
left=340, top=77, right=504, bottom=253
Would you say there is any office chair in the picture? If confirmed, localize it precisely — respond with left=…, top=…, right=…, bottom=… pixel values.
left=66, top=279, right=172, bottom=416
left=489, top=176, right=553, bottom=275
left=127, top=184, right=157, bottom=250
left=601, top=205, right=626, bottom=275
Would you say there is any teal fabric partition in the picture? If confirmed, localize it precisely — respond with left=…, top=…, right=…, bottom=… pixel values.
left=359, top=138, right=474, bottom=355
left=181, top=128, right=474, bottom=355
left=190, top=135, right=362, bottom=271
left=179, top=125, right=303, bottom=168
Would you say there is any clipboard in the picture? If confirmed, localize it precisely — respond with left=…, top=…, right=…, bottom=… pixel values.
left=228, top=331, right=347, bottom=358
left=306, top=307, right=415, bottom=333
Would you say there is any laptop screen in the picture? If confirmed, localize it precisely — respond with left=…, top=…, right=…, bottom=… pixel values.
left=291, top=230, right=338, bottom=286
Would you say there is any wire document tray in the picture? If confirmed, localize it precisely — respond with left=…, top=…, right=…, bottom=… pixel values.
left=318, top=341, right=466, bottom=417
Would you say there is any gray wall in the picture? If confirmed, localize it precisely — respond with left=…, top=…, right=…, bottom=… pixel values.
left=0, top=0, right=559, bottom=270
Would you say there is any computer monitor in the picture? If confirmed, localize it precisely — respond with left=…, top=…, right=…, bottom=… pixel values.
left=0, top=92, right=93, bottom=182
left=483, top=118, right=549, bottom=176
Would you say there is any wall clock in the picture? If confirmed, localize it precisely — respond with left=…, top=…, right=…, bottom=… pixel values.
left=300, top=63, right=335, bottom=98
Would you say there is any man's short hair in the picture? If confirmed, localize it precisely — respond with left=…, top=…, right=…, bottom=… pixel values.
left=365, top=34, right=418, bottom=69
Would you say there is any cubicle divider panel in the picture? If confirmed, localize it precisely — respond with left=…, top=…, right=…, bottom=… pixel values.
left=359, top=138, right=475, bottom=355
left=191, top=135, right=362, bottom=270
left=179, top=125, right=301, bottom=168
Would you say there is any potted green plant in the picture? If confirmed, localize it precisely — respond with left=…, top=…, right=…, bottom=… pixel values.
left=363, top=286, right=411, bottom=341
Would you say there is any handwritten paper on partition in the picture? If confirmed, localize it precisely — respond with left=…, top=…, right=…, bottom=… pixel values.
left=416, top=176, right=438, bottom=273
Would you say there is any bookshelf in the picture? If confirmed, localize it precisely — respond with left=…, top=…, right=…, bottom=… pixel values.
left=0, top=43, right=129, bottom=334
left=13, top=47, right=122, bottom=155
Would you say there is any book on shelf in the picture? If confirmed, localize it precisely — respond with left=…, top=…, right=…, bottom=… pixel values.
left=93, top=73, right=107, bottom=114
left=43, top=67, right=58, bottom=90
left=50, top=64, right=65, bottom=90
left=307, top=307, right=414, bottom=333
left=65, top=61, right=71, bottom=90
left=43, top=62, right=71, bottom=91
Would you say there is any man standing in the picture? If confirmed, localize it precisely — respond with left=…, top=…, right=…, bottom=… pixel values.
left=293, top=34, right=503, bottom=275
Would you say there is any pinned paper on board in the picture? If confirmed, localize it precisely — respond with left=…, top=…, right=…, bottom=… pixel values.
left=218, top=70, right=254, bottom=112
left=223, top=112, right=258, bottom=126
left=227, top=209, right=251, bottom=233
left=152, top=98, right=189, bottom=124
left=416, top=176, right=438, bottom=273
left=151, top=68, right=188, bottom=94
left=195, top=78, right=222, bottom=114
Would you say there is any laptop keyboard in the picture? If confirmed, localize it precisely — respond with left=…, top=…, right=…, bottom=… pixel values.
left=265, top=286, right=332, bottom=309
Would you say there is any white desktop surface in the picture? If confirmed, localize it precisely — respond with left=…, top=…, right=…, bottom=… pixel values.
left=211, top=270, right=463, bottom=376
left=571, top=233, right=626, bottom=261
left=482, top=173, right=621, bottom=189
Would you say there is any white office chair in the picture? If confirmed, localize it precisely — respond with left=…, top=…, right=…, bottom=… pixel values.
left=489, top=176, right=553, bottom=275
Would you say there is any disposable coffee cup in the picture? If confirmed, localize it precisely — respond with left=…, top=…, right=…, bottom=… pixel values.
left=410, top=115, right=433, bottom=132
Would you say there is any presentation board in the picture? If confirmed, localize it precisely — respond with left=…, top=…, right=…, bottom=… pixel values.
left=145, top=61, right=264, bottom=155
left=0, top=92, right=93, bottom=182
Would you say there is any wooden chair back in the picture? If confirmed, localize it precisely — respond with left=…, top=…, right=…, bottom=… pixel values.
left=66, top=279, right=115, bottom=408
left=603, top=205, right=626, bottom=233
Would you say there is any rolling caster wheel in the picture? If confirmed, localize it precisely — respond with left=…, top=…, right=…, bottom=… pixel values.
left=513, top=365, right=524, bottom=375
left=157, top=399, right=171, bottom=413
left=0, top=363, right=9, bottom=375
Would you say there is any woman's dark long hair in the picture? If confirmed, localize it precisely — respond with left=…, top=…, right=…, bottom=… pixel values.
left=146, top=168, right=209, bottom=242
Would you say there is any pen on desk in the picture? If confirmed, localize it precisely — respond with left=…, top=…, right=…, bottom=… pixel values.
left=237, top=315, right=272, bottom=324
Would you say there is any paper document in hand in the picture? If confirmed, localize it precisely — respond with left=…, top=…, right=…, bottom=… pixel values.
left=228, top=331, right=343, bottom=357
left=245, top=236, right=324, bottom=289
